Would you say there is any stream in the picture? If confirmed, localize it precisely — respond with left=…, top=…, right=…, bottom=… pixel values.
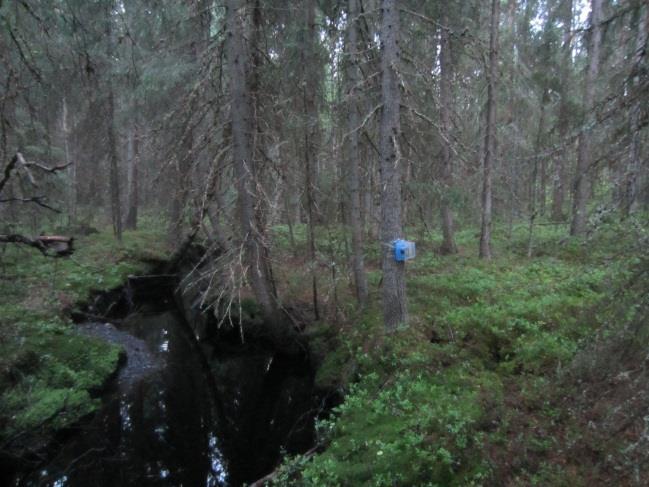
left=18, top=278, right=318, bottom=486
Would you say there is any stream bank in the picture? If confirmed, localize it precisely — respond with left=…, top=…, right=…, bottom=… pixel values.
left=10, top=247, right=326, bottom=486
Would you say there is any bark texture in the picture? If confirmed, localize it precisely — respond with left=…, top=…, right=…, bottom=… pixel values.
left=346, top=0, right=369, bottom=307
left=527, top=89, right=548, bottom=258
left=302, top=0, right=320, bottom=320
left=105, top=1, right=122, bottom=242
left=107, top=77, right=122, bottom=242
left=551, top=0, right=573, bottom=221
left=439, top=11, right=458, bottom=255
left=570, top=0, right=602, bottom=236
left=226, top=0, right=277, bottom=318
left=622, top=4, right=648, bottom=217
left=125, top=119, right=139, bottom=230
left=480, top=0, right=500, bottom=259
left=379, top=0, right=407, bottom=330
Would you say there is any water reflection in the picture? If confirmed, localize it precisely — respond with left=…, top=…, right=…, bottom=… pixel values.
left=17, top=294, right=319, bottom=487
left=119, top=396, right=132, bottom=431
left=24, top=308, right=229, bottom=486
left=52, top=475, right=68, bottom=487
left=159, top=328, right=169, bottom=353
left=207, top=433, right=228, bottom=486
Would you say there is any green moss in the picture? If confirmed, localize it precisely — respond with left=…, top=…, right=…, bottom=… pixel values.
left=282, top=365, right=497, bottom=486
left=7, top=388, right=97, bottom=432
left=0, top=224, right=167, bottom=442
left=273, top=219, right=645, bottom=485
left=0, top=320, right=121, bottom=437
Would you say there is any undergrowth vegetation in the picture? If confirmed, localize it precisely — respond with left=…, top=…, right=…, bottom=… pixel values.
left=273, top=216, right=649, bottom=486
left=0, top=221, right=169, bottom=449
left=1, top=213, right=647, bottom=485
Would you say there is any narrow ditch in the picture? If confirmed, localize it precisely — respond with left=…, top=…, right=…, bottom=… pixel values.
left=17, top=258, right=323, bottom=486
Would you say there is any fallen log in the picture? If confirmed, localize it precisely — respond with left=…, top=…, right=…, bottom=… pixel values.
left=0, top=234, right=74, bottom=257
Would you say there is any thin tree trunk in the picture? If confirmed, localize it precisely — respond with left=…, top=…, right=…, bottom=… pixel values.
left=105, top=5, right=122, bottom=241
left=61, top=97, right=76, bottom=224
left=539, top=149, right=547, bottom=216
left=527, top=90, right=548, bottom=257
left=107, top=90, right=122, bottom=241
left=302, top=0, right=320, bottom=320
left=168, top=130, right=191, bottom=240
left=288, top=138, right=303, bottom=226
left=168, top=0, right=210, bottom=241
left=504, top=0, right=518, bottom=241
left=609, top=14, right=631, bottom=208
left=622, top=4, right=648, bottom=218
left=570, top=0, right=602, bottom=236
left=480, top=0, right=500, bottom=259
left=439, top=12, right=458, bottom=255
left=226, top=0, right=277, bottom=318
left=284, top=191, right=297, bottom=255
left=552, top=0, right=573, bottom=221
left=379, top=0, right=407, bottom=330
left=538, top=17, right=548, bottom=218
left=346, top=0, right=369, bottom=308
left=124, top=119, right=139, bottom=230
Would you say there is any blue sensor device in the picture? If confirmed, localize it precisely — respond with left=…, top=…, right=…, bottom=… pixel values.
left=393, top=239, right=416, bottom=262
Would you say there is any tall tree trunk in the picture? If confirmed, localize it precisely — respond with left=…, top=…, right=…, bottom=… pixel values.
left=537, top=10, right=556, bottom=218
left=107, top=90, right=122, bottom=241
left=226, top=0, right=277, bottom=318
left=504, top=0, right=518, bottom=240
left=480, top=0, right=500, bottom=259
left=622, top=4, right=648, bottom=218
left=379, top=0, right=407, bottom=330
left=61, top=97, right=76, bottom=224
left=570, top=0, right=602, bottom=236
left=168, top=130, right=191, bottom=240
left=345, top=0, right=369, bottom=307
left=611, top=14, right=632, bottom=208
left=302, top=0, right=320, bottom=319
left=168, top=1, right=207, bottom=240
left=105, top=5, right=122, bottom=242
left=527, top=89, right=548, bottom=257
left=124, top=119, right=139, bottom=230
left=439, top=11, right=458, bottom=255
left=539, top=146, right=547, bottom=216
left=552, top=0, right=573, bottom=221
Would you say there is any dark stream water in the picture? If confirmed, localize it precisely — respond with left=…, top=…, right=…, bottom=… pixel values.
left=19, top=288, right=317, bottom=486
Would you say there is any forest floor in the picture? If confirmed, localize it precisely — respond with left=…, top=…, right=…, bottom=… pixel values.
left=270, top=217, right=649, bottom=486
left=1, top=216, right=648, bottom=486
left=0, top=220, right=170, bottom=467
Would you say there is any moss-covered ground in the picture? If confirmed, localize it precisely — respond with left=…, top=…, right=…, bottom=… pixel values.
left=270, top=217, right=649, bottom=486
left=2, top=214, right=646, bottom=485
left=0, top=221, right=169, bottom=447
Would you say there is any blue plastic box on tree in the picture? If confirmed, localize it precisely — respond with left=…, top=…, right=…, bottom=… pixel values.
left=393, top=239, right=416, bottom=262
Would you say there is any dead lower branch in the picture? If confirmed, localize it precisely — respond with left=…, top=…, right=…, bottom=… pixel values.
left=0, top=196, right=61, bottom=212
left=0, top=152, right=73, bottom=195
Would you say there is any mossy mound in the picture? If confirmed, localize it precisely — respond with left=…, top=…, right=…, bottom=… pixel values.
left=271, top=218, right=649, bottom=485
left=0, top=224, right=169, bottom=461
